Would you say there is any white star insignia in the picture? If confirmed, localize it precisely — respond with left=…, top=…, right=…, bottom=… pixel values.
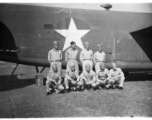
left=55, top=18, right=90, bottom=51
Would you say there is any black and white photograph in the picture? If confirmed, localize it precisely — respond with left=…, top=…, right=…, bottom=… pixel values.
left=0, top=0, right=152, bottom=118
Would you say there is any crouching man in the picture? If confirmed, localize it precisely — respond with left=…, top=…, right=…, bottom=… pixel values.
left=109, top=63, right=125, bottom=90
left=96, top=63, right=111, bottom=89
left=46, top=64, right=64, bottom=95
left=80, top=64, right=97, bottom=90
left=64, top=63, right=84, bottom=93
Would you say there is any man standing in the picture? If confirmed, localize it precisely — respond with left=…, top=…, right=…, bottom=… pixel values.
left=46, top=64, right=64, bottom=95
left=109, top=63, right=125, bottom=90
left=64, top=63, right=84, bottom=92
left=80, top=41, right=93, bottom=72
left=80, top=64, right=97, bottom=90
left=96, top=63, right=111, bottom=89
left=48, top=41, right=62, bottom=75
left=65, top=41, right=79, bottom=73
left=94, top=44, right=106, bottom=73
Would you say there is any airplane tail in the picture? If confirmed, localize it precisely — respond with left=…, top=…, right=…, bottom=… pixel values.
left=130, top=26, right=152, bottom=62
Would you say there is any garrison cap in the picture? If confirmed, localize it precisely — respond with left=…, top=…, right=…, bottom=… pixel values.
left=54, top=41, right=59, bottom=45
left=85, top=41, right=90, bottom=45
left=97, top=44, right=102, bottom=47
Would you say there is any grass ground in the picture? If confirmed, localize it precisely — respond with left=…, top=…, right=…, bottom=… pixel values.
left=0, top=62, right=152, bottom=117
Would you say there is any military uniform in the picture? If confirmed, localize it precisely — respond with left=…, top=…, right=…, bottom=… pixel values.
left=80, top=49, right=93, bottom=72
left=80, top=70, right=96, bottom=88
left=48, top=48, right=62, bottom=75
left=96, top=68, right=111, bottom=88
left=64, top=69, right=84, bottom=90
left=46, top=70, right=64, bottom=93
left=94, top=51, right=106, bottom=73
left=109, top=68, right=125, bottom=88
left=65, top=48, right=79, bottom=73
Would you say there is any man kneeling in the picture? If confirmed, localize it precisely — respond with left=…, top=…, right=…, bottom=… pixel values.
left=109, top=63, right=125, bottom=90
left=80, top=64, right=97, bottom=90
left=96, top=63, right=111, bottom=89
left=64, top=63, right=84, bottom=93
left=46, top=64, right=64, bottom=95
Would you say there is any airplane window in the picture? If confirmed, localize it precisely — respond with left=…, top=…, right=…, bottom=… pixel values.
left=44, top=24, right=54, bottom=29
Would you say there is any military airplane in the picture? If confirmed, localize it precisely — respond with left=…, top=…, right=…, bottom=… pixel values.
left=0, top=3, right=152, bottom=83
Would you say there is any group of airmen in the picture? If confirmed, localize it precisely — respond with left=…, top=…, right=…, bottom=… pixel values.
left=46, top=41, right=125, bottom=95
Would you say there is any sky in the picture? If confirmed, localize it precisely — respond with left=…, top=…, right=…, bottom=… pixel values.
left=36, top=3, right=152, bottom=13
left=1, top=1, right=152, bottom=13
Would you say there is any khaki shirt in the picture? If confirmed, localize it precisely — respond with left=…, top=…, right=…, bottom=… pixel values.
left=65, top=69, right=79, bottom=81
left=81, top=70, right=96, bottom=82
left=48, top=48, right=62, bottom=62
left=109, top=68, right=124, bottom=79
left=94, top=51, right=106, bottom=63
left=80, top=49, right=93, bottom=62
left=97, top=68, right=109, bottom=80
left=65, top=48, right=78, bottom=61
left=47, top=71, right=61, bottom=83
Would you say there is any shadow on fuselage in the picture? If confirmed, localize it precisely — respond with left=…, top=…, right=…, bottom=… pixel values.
left=125, top=72, right=152, bottom=81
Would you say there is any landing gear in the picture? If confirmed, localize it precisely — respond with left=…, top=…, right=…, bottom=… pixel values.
left=3, top=63, right=18, bottom=91
left=35, top=66, right=46, bottom=74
